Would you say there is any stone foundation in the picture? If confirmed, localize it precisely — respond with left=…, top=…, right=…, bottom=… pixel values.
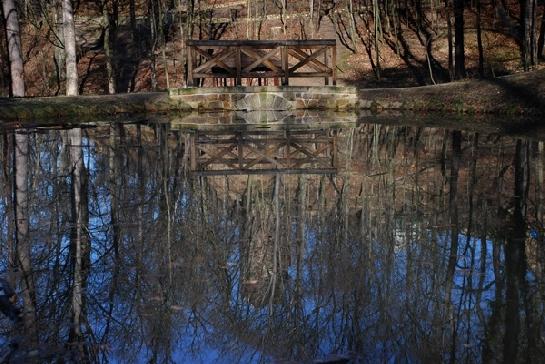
left=168, top=86, right=357, bottom=111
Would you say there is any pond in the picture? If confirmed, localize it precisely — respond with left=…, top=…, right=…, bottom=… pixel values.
left=0, top=112, right=544, bottom=363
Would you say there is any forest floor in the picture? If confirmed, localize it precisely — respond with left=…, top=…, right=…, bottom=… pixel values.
left=6, top=4, right=544, bottom=97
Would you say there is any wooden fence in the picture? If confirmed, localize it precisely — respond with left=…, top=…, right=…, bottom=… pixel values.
left=188, top=129, right=338, bottom=176
left=187, top=39, right=336, bottom=86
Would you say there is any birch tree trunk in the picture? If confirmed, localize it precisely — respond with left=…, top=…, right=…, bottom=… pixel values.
left=2, top=0, right=38, bottom=341
left=2, top=0, right=25, bottom=97
left=68, top=128, right=86, bottom=342
left=14, top=131, right=38, bottom=341
left=62, top=0, right=78, bottom=96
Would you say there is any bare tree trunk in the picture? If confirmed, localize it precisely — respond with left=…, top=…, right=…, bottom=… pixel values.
left=503, top=139, right=528, bottom=362
left=538, top=8, right=545, bottom=59
left=444, top=0, right=454, bottom=79
left=103, top=0, right=116, bottom=94
left=2, top=0, right=25, bottom=97
left=62, top=0, right=78, bottom=96
left=13, top=132, right=38, bottom=342
left=476, top=0, right=484, bottom=77
left=309, top=0, right=314, bottom=37
left=2, top=0, right=38, bottom=341
left=68, top=128, right=85, bottom=343
left=281, top=0, right=287, bottom=36
left=445, top=130, right=462, bottom=363
left=129, top=0, right=137, bottom=43
left=149, top=0, right=158, bottom=90
left=453, top=0, right=465, bottom=78
left=53, top=1, right=66, bottom=95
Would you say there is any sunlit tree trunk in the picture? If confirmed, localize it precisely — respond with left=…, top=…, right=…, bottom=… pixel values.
left=2, top=0, right=24, bottom=97
left=2, top=0, right=38, bottom=341
left=68, top=128, right=85, bottom=341
left=62, top=0, right=78, bottom=96
left=444, top=0, right=454, bottom=79
left=14, top=131, right=38, bottom=341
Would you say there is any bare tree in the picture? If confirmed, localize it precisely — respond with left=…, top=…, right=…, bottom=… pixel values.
left=2, top=0, right=39, bottom=342
left=2, top=0, right=24, bottom=97
left=62, top=0, right=78, bottom=96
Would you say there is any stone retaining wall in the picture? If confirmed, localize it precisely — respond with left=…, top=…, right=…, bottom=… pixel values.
left=168, top=86, right=357, bottom=111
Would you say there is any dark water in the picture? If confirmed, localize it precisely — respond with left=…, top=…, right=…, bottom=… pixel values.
left=0, top=113, right=544, bottom=363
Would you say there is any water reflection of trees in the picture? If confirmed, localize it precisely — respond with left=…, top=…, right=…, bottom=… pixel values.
left=0, top=122, right=544, bottom=362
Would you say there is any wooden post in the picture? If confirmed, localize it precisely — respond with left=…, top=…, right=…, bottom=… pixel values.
left=237, top=133, right=243, bottom=168
left=190, top=135, right=197, bottom=170
left=236, top=46, right=242, bottom=86
left=282, top=45, right=289, bottom=86
left=332, top=45, right=337, bottom=86
left=324, top=48, right=329, bottom=86
left=187, top=45, right=194, bottom=87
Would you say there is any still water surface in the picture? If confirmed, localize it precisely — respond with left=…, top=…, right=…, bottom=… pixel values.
left=0, top=113, right=544, bottom=363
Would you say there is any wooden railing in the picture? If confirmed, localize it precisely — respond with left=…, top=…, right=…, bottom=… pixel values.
left=188, top=129, right=338, bottom=176
left=187, top=39, right=336, bottom=87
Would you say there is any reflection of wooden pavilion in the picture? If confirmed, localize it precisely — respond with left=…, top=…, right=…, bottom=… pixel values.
left=187, top=39, right=336, bottom=86
left=188, top=129, right=338, bottom=176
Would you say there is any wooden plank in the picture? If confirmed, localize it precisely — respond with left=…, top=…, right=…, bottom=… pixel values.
left=332, top=45, right=337, bottom=86
left=200, top=145, right=237, bottom=167
left=288, top=48, right=329, bottom=72
left=193, top=71, right=284, bottom=78
left=187, top=46, right=194, bottom=86
left=192, top=168, right=337, bottom=176
left=193, top=47, right=235, bottom=74
left=241, top=47, right=281, bottom=72
left=196, top=137, right=333, bottom=144
left=192, top=47, right=236, bottom=73
left=324, top=48, right=329, bottom=85
left=243, top=142, right=287, bottom=168
left=198, top=156, right=331, bottom=170
left=236, top=47, right=242, bottom=86
left=282, top=46, right=289, bottom=86
left=289, top=46, right=327, bottom=73
left=287, top=72, right=332, bottom=77
left=188, top=39, right=336, bottom=47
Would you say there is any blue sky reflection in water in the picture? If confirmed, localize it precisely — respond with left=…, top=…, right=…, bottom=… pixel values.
left=0, top=116, right=544, bottom=363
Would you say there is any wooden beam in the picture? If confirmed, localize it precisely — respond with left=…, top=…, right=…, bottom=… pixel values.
left=236, top=47, right=242, bottom=86
left=187, top=46, right=194, bottom=86
left=193, top=47, right=235, bottom=74
left=332, top=45, right=337, bottom=86
left=186, top=39, right=336, bottom=85
left=289, top=46, right=327, bottom=73
left=188, top=39, right=336, bottom=47
left=193, top=47, right=236, bottom=73
left=288, top=48, right=329, bottom=72
left=241, top=47, right=281, bottom=72
left=192, top=168, right=337, bottom=176
left=282, top=46, right=289, bottom=86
